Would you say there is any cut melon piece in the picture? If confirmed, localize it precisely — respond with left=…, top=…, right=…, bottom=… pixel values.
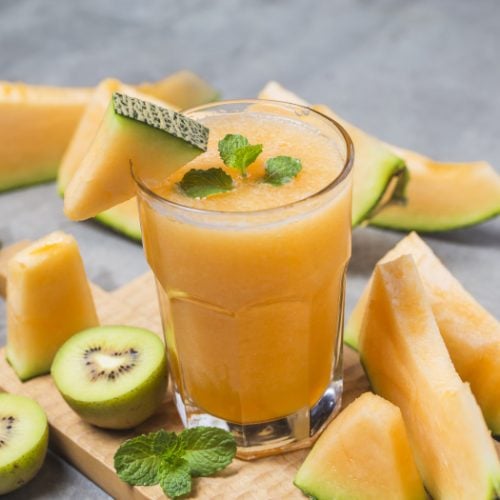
left=64, top=93, right=209, bottom=221
left=257, top=82, right=408, bottom=226
left=0, top=82, right=90, bottom=191
left=371, top=146, right=500, bottom=230
left=359, top=255, right=500, bottom=499
left=6, top=231, right=99, bottom=380
left=57, top=79, right=173, bottom=195
left=136, top=70, right=218, bottom=109
left=345, top=232, right=500, bottom=435
left=294, top=392, right=425, bottom=500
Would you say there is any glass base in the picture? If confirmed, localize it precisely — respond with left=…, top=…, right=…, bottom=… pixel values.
left=174, top=379, right=343, bottom=460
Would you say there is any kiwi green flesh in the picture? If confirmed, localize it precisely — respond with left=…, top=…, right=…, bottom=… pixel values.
left=0, top=394, right=48, bottom=495
left=51, top=326, right=167, bottom=429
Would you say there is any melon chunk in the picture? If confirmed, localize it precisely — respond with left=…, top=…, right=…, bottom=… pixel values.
left=371, top=146, right=500, bottom=231
left=94, top=199, right=141, bottom=241
left=136, top=70, right=218, bottom=109
left=345, top=232, right=500, bottom=435
left=294, top=392, right=425, bottom=500
left=0, top=82, right=90, bottom=191
left=257, top=82, right=408, bottom=226
left=6, top=231, right=99, bottom=380
left=359, top=255, right=500, bottom=500
left=64, top=93, right=209, bottom=221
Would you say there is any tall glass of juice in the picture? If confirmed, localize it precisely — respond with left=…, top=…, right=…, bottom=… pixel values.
left=133, top=100, right=354, bottom=459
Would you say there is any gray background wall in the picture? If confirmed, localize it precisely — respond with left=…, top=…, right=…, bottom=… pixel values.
left=0, top=0, right=499, bottom=498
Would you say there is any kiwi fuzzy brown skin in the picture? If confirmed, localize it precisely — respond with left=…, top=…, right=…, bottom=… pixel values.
left=0, top=394, right=49, bottom=495
left=51, top=326, right=168, bottom=430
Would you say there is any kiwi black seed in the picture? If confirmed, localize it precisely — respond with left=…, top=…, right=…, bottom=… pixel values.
left=51, top=326, right=167, bottom=430
left=0, top=394, right=48, bottom=495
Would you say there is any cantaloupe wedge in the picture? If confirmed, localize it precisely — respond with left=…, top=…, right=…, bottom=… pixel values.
left=64, top=94, right=209, bottom=220
left=371, top=146, right=500, bottom=231
left=6, top=231, right=99, bottom=380
left=258, top=82, right=408, bottom=226
left=94, top=199, right=141, bottom=241
left=294, top=392, right=426, bottom=500
left=359, top=255, right=500, bottom=500
left=0, top=71, right=217, bottom=193
left=345, top=232, right=500, bottom=435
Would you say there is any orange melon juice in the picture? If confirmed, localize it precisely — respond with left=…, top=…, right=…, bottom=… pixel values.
left=136, top=102, right=353, bottom=427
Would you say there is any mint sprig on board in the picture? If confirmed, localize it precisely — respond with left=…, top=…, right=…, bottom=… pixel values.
left=114, top=427, right=237, bottom=499
left=218, top=134, right=263, bottom=177
left=263, top=156, right=302, bottom=186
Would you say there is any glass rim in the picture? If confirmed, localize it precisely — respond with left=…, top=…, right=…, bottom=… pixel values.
left=132, top=98, right=354, bottom=217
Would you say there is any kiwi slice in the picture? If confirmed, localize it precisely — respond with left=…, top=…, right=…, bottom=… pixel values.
left=0, top=393, right=48, bottom=495
left=51, top=326, right=167, bottom=430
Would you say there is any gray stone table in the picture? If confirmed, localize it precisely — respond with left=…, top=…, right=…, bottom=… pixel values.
left=0, top=0, right=499, bottom=498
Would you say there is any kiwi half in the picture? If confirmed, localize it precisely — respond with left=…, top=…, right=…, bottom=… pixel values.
left=51, top=326, right=167, bottom=429
left=0, top=393, right=48, bottom=495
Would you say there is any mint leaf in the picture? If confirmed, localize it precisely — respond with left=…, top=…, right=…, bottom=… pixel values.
left=159, top=458, right=192, bottom=499
left=218, top=134, right=263, bottom=176
left=263, top=156, right=302, bottom=186
left=114, top=430, right=179, bottom=486
left=179, top=168, right=233, bottom=198
left=179, top=427, right=237, bottom=477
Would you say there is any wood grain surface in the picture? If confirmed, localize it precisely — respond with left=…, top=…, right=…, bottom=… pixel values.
left=0, top=242, right=497, bottom=499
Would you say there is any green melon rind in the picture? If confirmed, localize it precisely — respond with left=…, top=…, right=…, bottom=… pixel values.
left=370, top=205, right=500, bottom=232
left=93, top=209, right=142, bottom=242
left=0, top=166, right=57, bottom=193
left=353, top=156, right=408, bottom=226
left=112, top=92, right=209, bottom=150
left=51, top=326, right=168, bottom=429
left=0, top=395, right=49, bottom=495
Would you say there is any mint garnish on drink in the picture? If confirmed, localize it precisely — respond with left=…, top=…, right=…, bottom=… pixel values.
left=178, top=168, right=233, bottom=198
left=217, top=134, right=263, bottom=177
left=178, top=133, right=302, bottom=199
left=263, top=156, right=302, bottom=186
left=114, top=427, right=237, bottom=499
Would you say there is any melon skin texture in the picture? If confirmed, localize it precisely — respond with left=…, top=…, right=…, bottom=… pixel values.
left=6, top=231, right=99, bottom=380
left=345, top=232, right=500, bottom=436
left=294, top=392, right=426, bottom=500
left=359, top=255, right=500, bottom=500
left=371, top=145, right=500, bottom=231
left=257, top=81, right=408, bottom=226
left=64, top=93, right=209, bottom=221
left=0, top=394, right=49, bottom=495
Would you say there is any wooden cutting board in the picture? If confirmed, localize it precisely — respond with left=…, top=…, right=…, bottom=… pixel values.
left=0, top=242, right=498, bottom=499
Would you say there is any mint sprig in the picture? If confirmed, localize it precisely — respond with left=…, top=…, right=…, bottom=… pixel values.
left=263, top=156, right=302, bottom=186
left=178, top=168, right=233, bottom=198
left=114, top=427, right=237, bottom=499
left=218, top=134, right=263, bottom=177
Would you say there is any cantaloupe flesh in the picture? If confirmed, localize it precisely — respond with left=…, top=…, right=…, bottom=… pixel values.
left=0, top=82, right=90, bottom=191
left=294, top=392, right=426, bottom=500
left=6, top=231, right=99, bottom=380
left=257, top=82, right=408, bottom=226
left=57, top=79, right=174, bottom=194
left=371, top=146, right=500, bottom=231
left=359, top=255, right=500, bottom=500
left=64, top=100, right=205, bottom=221
left=345, top=232, right=500, bottom=436
left=136, top=70, right=219, bottom=109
